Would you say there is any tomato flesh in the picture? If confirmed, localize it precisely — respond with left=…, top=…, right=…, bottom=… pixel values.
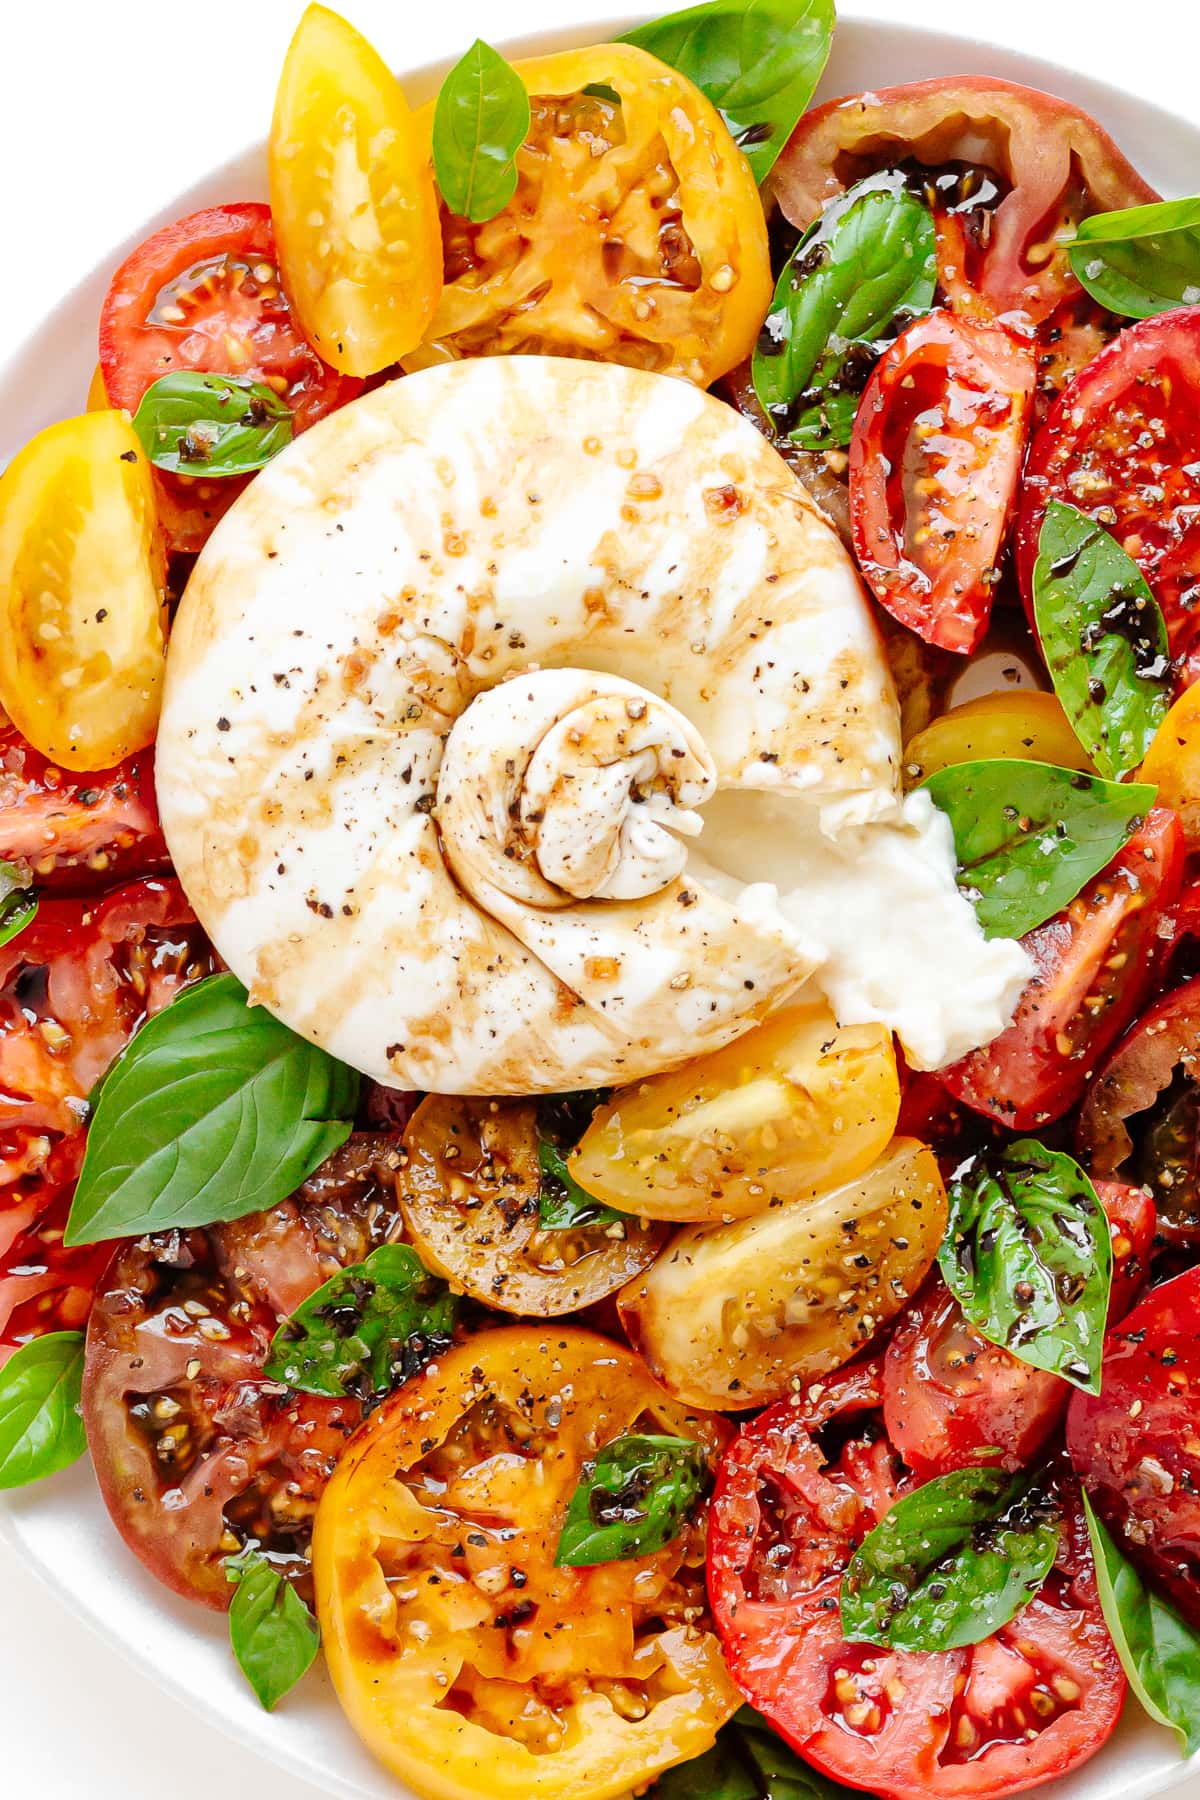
left=0, top=722, right=166, bottom=889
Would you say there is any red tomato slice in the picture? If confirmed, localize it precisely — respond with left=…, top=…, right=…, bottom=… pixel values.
left=99, top=203, right=362, bottom=553
left=709, top=1389, right=1125, bottom=1800
left=850, top=309, right=1036, bottom=653
left=883, top=1180, right=1156, bottom=1480
left=0, top=721, right=166, bottom=890
left=1067, top=1265, right=1200, bottom=1630
left=83, top=1134, right=404, bottom=1607
left=1017, top=308, right=1200, bottom=686
left=937, top=808, right=1184, bottom=1130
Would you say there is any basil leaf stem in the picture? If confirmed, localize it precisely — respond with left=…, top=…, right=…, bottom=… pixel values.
left=555, top=1433, right=707, bottom=1567
left=132, top=372, right=293, bottom=477
left=0, top=860, right=37, bottom=951
left=1069, top=196, right=1200, bottom=320
left=264, top=1243, right=458, bottom=1404
left=0, top=1331, right=86, bottom=1488
left=841, top=1466, right=1061, bottom=1652
left=432, top=39, right=531, bottom=223
left=64, top=972, right=360, bottom=1246
left=1034, top=500, right=1171, bottom=780
left=939, top=1139, right=1112, bottom=1393
left=225, top=1549, right=321, bottom=1711
left=922, top=757, right=1157, bottom=940
left=622, top=0, right=834, bottom=185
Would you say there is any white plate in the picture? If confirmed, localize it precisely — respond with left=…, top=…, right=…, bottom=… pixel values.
left=1, top=6, right=1198, bottom=1798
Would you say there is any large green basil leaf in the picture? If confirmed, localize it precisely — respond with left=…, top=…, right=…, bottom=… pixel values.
left=652, top=1705, right=855, bottom=1800
left=841, top=1466, right=1060, bottom=1652
left=0, top=1332, right=86, bottom=1488
left=225, top=1549, right=321, bottom=1711
left=1034, top=500, right=1171, bottom=780
left=264, top=1244, right=458, bottom=1403
left=0, top=861, right=36, bottom=951
left=432, top=38, right=530, bottom=223
left=623, top=0, right=834, bottom=185
left=921, top=758, right=1157, bottom=940
left=1083, top=1492, right=1200, bottom=1757
left=1069, top=196, right=1200, bottom=320
left=753, top=176, right=936, bottom=449
left=555, top=1432, right=706, bottom=1567
left=939, top=1139, right=1112, bottom=1393
left=64, top=973, right=360, bottom=1246
left=132, top=372, right=293, bottom=477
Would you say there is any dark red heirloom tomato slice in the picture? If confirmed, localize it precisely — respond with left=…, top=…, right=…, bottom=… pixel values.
left=0, top=722, right=166, bottom=890
left=1067, top=1265, right=1200, bottom=1630
left=709, top=1386, right=1125, bottom=1800
left=772, top=77, right=1156, bottom=324
left=938, top=808, right=1184, bottom=1130
left=883, top=1180, right=1156, bottom=1480
left=849, top=309, right=1036, bottom=654
left=99, top=203, right=362, bottom=553
left=83, top=1134, right=404, bottom=1608
left=1017, top=308, right=1200, bottom=687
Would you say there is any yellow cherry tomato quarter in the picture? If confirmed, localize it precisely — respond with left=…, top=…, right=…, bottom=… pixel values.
left=904, top=689, right=1095, bottom=787
left=1141, top=680, right=1200, bottom=850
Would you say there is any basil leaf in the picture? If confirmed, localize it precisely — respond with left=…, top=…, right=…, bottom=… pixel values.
left=1083, top=1492, right=1200, bottom=1757
left=841, top=1466, right=1060, bottom=1652
left=922, top=758, right=1157, bottom=940
left=1034, top=500, right=1171, bottom=780
left=555, top=1432, right=706, bottom=1567
left=1070, top=196, right=1200, bottom=320
left=652, top=1704, right=853, bottom=1800
left=753, top=176, right=936, bottom=449
left=132, top=372, right=293, bottom=477
left=432, top=38, right=530, bottom=224
left=0, top=860, right=36, bottom=951
left=0, top=1331, right=86, bottom=1488
left=264, top=1243, right=458, bottom=1402
left=225, top=1549, right=320, bottom=1711
left=939, top=1139, right=1112, bottom=1393
left=537, top=1139, right=622, bottom=1231
left=64, top=972, right=359, bottom=1246
left=623, top=0, right=834, bottom=185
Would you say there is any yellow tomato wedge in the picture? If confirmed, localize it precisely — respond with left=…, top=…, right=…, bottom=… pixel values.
left=1142, top=682, right=1200, bottom=850
left=568, top=1003, right=900, bottom=1223
left=0, top=411, right=167, bottom=769
left=619, top=1138, right=948, bottom=1410
left=269, top=3, right=443, bottom=376
left=86, top=363, right=110, bottom=411
left=903, top=688, right=1094, bottom=786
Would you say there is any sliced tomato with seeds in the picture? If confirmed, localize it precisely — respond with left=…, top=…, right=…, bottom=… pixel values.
left=0, top=1135, right=112, bottom=1363
left=0, top=721, right=166, bottom=890
left=850, top=308, right=1036, bottom=654
left=99, top=203, right=362, bottom=553
left=937, top=808, right=1184, bottom=1130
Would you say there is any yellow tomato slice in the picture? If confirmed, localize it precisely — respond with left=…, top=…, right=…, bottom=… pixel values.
left=904, top=689, right=1094, bottom=786
left=569, top=1003, right=900, bottom=1223
left=314, top=1327, right=738, bottom=1800
left=1142, top=682, right=1200, bottom=850
left=0, top=411, right=167, bottom=769
left=619, top=1138, right=948, bottom=1410
left=269, top=3, right=443, bottom=376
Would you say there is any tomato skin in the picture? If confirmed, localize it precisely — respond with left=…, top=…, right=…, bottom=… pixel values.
left=850, top=309, right=1036, bottom=654
left=0, top=721, right=166, bottom=890
left=1017, top=307, right=1200, bottom=686
left=1067, top=1265, right=1200, bottom=1630
left=938, top=808, right=1184, bottom=1130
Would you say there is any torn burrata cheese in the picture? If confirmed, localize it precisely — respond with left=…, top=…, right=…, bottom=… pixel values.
left=155, top=356, right=1029, bottom=1093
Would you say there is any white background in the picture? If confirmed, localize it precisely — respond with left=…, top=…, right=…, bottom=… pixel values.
left=1, top=0, right=1198, bottom=1794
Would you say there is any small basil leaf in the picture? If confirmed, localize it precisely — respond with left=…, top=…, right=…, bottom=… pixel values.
left=555, top=1432, right=706, bottom=1567
left=1034, top=500, right=1171, bottom=780
left=841, top=1466, right=1060, bottom=1652
left=0, top=861, right=36, bottom=951
left=939, top=1139, right=1112, bottom=1393
left=921, top=758, right=1157, bottom=940
left=64, top=972, right=360, bottom=1246
left=753, top=176, right=936, bottom=449
left=1069, top=197, right=1200, bottom=320
left=652, top=1704, right=854, bottom=1800
left=0, top=1331, right=86, bottom=1488
left=623, top=0, right=834, bottom=186
left=225, top=1549, right=320, bottom=1711
left=537, top=1139, right=622, bottom=1231
left=432, top=38, right=531, bottom=224
left=1083, top=1491, right=1200, bottom=1757
left=132, top=372, right=293, bottom=477
left=263, top=1243, right=458, bottom=1402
